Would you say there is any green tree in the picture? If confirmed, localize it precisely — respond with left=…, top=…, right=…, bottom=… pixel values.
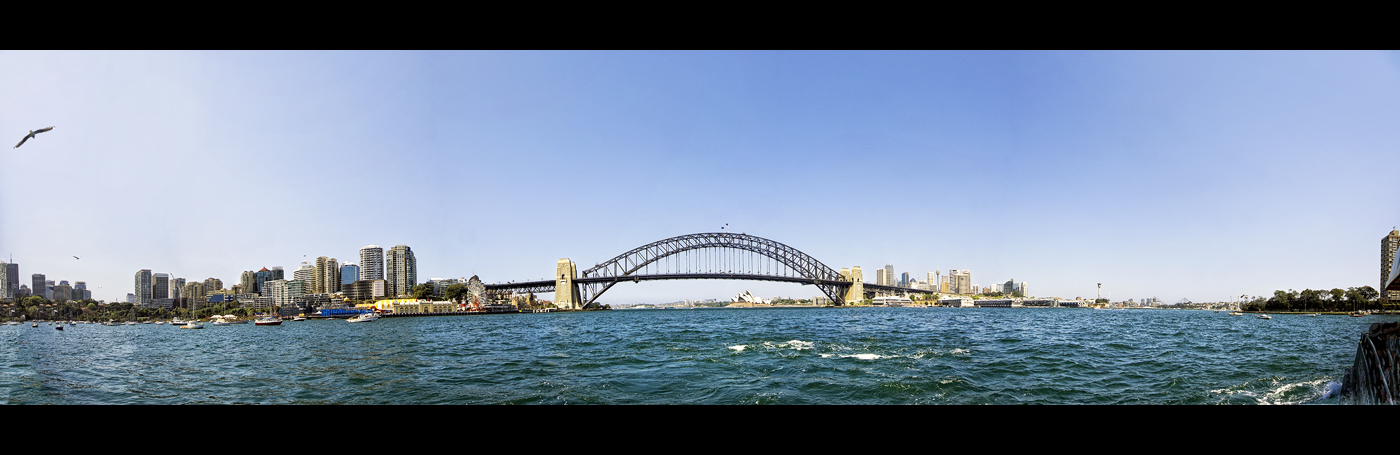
left=411, top=283, right=435, bottom=300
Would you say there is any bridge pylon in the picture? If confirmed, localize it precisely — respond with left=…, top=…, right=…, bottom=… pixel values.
left=555, top=258, right=582, bottom=310
left=841, top=266, right=864, bottom=305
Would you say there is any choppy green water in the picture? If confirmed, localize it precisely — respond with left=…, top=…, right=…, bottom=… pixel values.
left=0, top=307, right=1378, bottom=404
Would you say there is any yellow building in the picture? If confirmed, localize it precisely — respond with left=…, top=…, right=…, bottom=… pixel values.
left=368, top=298, right=459, bottom=314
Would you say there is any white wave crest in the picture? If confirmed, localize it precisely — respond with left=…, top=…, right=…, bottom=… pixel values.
left=728, top=345, right=747, bottom=352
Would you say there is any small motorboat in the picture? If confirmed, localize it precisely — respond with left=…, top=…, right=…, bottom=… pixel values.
left=54, top=325, right=63, bottom=331
left=1256, top=314, right=1272, bottom=319
left=254, top=316, right=283, bottom=326
left=180, top=322, right=204, bottom=329
left=347, top=311, right=380, bottom=323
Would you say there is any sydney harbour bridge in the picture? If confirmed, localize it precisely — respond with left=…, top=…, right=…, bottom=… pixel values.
left=484, top=232, right=934, bottom=309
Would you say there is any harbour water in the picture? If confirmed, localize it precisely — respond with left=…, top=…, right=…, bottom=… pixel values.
left=0, top=307, right=1378, bottom=404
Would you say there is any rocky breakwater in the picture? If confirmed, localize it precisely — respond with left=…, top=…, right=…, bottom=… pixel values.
left=1340, top=322, right=1400, bottom=404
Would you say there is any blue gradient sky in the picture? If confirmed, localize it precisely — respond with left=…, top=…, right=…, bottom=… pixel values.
left=4, top=51, right=1400, bottom=304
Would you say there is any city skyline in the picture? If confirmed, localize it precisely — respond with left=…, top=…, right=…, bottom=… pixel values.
left=4, top=51, right=1400, bottom=304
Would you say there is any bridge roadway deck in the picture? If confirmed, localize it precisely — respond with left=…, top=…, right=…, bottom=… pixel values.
left=486, top=275, right=933, bottom=295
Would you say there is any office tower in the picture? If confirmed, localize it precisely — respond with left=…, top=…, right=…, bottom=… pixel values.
left=268, top=266, right=284, bottom=280
left=360, top=245, right=384, bottom=281
left=875, top=268, right=888, bottom=286
left=255, top=268, right=271, bottom=294
left=315, top=256, right=339, bottom=294
left=134, top=270, right=152, bottom=306
left=386, top=245, right=416, bottom=297
left=152, top=273, right=170, bottom=300
left=171, top=278, right=185, bottom=300
left=0, top=261, right=8, bottom=299
left=54, top=281, right=72, bottom=302
left=927, top=272, right=938, bottom=290
left=240, top=271, right=256, bottom=296
left=1021, top=282, right=1028, bottom=297
left=126, top=293, right=135, bottom=304
left=45, top=280, right=54, bottom=299
left=901, top=272, right=910, bottom=288
left=341, top=262, right=359, bottom=286
left=884, top=264, right=894, bottom=287
left=1384, top=230, right=1400, bottom=304
left=75, top=281, right=87, bottom=301
left=1, top=261, right=15, bottom=299
left=203, top=277, right=223, bottom=292
left=33, top=274, right=46, bottom=300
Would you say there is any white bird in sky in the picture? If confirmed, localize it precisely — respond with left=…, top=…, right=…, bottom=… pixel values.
left=14, top=126, right=54, bottom=149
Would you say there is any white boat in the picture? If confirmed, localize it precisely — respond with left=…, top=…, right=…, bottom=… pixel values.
left=180, top=322, right=204, bottom=329
left=255, top=316, right=283, bottom=326
left=1256, top=314, right=1272, bottom=319
left=347, top=311, right=380, bottom=323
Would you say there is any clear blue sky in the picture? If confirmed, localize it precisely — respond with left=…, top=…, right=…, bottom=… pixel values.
left=4, top=50, right=1400, bottom=304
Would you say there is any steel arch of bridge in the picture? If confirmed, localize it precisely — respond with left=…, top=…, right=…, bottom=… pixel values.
left=575, top=232, right=850, bottom=307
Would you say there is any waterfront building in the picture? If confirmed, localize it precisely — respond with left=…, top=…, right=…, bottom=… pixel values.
left=262, top=279, right=306, bottom=309
left=152, top=273, right=170, bottom=300
left=372, top=298, right=459, bottom=314
left=341, top=262, right=359, bottom=286
left=133, top=270, right=151, bottom=306
left=1384, top=230, right=1400, bottom=304
left=342, top=279, right=387, bottom=302
left=360, top=245, right=384, bottom=282
left=386, top=245, right=416, bottom=297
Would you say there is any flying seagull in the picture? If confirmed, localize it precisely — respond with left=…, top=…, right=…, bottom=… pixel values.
left=73, top=256, right=80, bottom=260
left=14, top=127, right=54, bottom=148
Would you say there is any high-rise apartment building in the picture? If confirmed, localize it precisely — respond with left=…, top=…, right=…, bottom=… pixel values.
left=1385, top=230, right=1400, bottom=304
left=152, top=273, right=170, bottom=300
left=386, top=245, right=416, bottom=297
left=171, top=277, right=185, bottom=301
left=240, top=271, right=256, bottom=296
left=134, top=270, right=152, bottom=306
left=203, top=277, right=223, bottom=292
left=360, top=245, right=384, bottom=282
left=315, top=256, right=340, bottom=294
left=294, top=262, right=316, bottom=286
left=75, top=281, right=87, bottom=301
